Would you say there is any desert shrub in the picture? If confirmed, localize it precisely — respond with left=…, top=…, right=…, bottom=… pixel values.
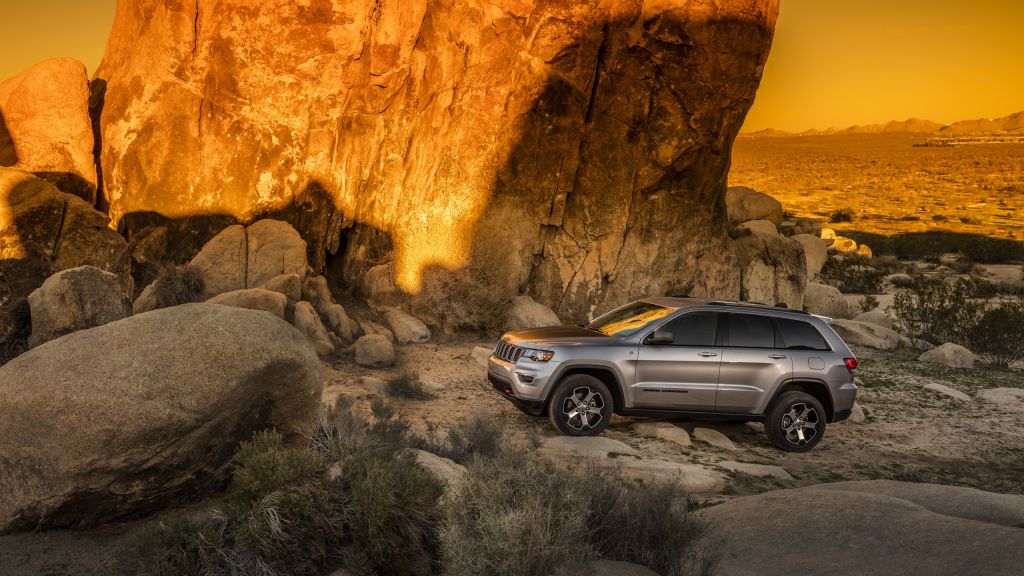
left=152, top=265, right=205, bottom=308
left=947, top=254, right=975, bottom=274
left=133, top=513, right=228, bottom=576
left=819, top=254, right=885, bottom=294
left=891, top=276, right=984, bottom=345
left=440, top=446, right=715, bottom=576
left=0, top=298, right=31, bottom=365
left=421, top=414, right=505, bottom=464
left=228, top=430, right=327, bottom=506
left=859, top=294, right=880, bottom=313
left=969, top=299, right=1024, bottom=369
left=386, top=371, right=434, bottom=400
left=828, top=208, right=855, bottom=223
left=843, top=231, right=1024, bottom=264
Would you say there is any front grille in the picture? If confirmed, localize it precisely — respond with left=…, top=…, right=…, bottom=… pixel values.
left=493, top=339, right=524, bottom=363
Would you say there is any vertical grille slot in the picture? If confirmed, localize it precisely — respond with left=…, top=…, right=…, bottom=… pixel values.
left=493, top=339, right=524, bottom=363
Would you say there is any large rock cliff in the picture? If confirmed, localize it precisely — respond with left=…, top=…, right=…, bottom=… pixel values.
left=96, top=0, right=780, bottom=325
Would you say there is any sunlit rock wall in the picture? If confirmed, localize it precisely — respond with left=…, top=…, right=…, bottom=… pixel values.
left=97, top=0, right=779, bottom=325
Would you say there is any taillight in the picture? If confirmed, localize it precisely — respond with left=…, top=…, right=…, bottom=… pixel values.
left=844, top=358, right=858, bottom=370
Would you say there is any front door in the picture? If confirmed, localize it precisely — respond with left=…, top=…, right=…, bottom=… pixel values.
left=717, top=313, right=793, bottom=413
left=634, top=311, right=721, bottom=410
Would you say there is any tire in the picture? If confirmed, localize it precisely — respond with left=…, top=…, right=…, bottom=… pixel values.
left=547, top=374, right=613, bottom=436
left=764, top=391, right=827, bottom=452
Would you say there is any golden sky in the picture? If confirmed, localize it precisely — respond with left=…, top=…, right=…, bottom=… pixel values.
left=0, top=1, right=1021, bottom=133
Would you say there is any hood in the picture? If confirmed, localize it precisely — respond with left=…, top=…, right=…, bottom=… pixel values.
left=504, top=325, right=612, bottom=346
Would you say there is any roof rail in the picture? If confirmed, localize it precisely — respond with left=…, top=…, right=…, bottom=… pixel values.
left=706, top=300, right=811, bottom=315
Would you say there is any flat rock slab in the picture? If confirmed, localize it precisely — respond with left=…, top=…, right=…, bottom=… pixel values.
left=633, top=421, right=692, bottom=447
left=539, top=436, right=640, bottom=459
left=923, top=383, right=971, bottom=403
left=693, top=427, right=739, bottom=451
left=719, top=461, right=793, bottom=481
left=704, top=481, right=1024, bottom=576
left=978, top=388, right=1024, bottom=412
left=614, top=459, right=724, bottom=494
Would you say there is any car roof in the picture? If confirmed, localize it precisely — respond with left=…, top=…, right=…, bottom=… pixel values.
left=639, top=296, right=814, bottom=317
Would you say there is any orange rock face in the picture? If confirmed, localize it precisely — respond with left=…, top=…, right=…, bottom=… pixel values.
left=97, top=0, right=780, bottom=325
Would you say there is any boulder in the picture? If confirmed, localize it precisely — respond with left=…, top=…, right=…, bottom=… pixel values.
left=693, top=427, right=738, bottom=451
left=245, top=219, right=307, bottom=288
left=830, top=236, right=858, bottom=254
left=0, top=58, right=97, bottom=201
left=412, top=449, right=468, bottom=497
left=0, top=169, right=128, bottom=353
left=733, top=232, right=807, bottom=309
left=132, top=281, right=159, bottom=314
left=919, top=343, right=975, bottom=369
left=26, top=266, right=130, bottom=347
left=361, top=263, right=403, bottom=308
left=292, top=301, right=335, bottom=358
left=737, top=219, right=779, bottom=236
left=258, top=273, right=302, bottom=301
left=383, top=308, right=431, bottom=344
left=831, top=319, right=906, bottom=350
left=505, top=295, right=561, bottom=330
left=856, top=244, right=873, bottom=258
left=358, top=318, right=394, bottom=342
left=703, top=481, right=1024, bottom=576
left=726, top=186, right=783, bottom=226
left=354, top=334, right=396, bottom=368
left=791, top=233, right=828, bottom=278
left=820, top=228, right=837, bottom=240
left=189, top=225, right=247, bottom=299
left=207, top=288, right=287, bottom=319
left=886, top=273, right=915, bottom=287
left=792, top=217, right=822, bottom=236
left=303, top=275, right=355, bottom=341
left=853, top=308, right=893, bottom=330
left=923, top=383, right=972, bottom=403
left=0, top=304, right=323, bottom=532
left=633, top=421, right=692, bottom=447
left=803, top=282, right=856, bottom=319
left=96, top=0, right=779, bottom=327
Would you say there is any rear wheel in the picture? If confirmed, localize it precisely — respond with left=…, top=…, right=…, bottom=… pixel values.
left=548, top=375, right=613, bottom=436
left=765, top=391, right=826, bottom=452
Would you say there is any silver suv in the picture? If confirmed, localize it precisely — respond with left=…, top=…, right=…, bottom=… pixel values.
left=486, top=297, right=858, bottom=452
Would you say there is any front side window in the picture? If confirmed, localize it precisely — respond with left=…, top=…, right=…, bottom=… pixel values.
left=589, top=302, right=675, bottom=337
left=659, top=312, right=718, bottom=346
left=774, top=318, right=831, bottom=351
left=723, top=313, right=775, bottom=348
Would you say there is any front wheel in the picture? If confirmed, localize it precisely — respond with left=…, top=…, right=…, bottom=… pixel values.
left=764, top=391, right=826, bottom=452
left=548, top=375, right=613, bottom=436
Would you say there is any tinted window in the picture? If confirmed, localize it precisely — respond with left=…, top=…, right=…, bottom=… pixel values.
left=661, top=312, right=718, bottom=346
left=775, top=318, right=831, bottom=351
left=589, top=302, right=675, bottom=337
left=724, top=314, right=775, bottom=348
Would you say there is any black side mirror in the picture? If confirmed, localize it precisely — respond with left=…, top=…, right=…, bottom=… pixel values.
left=646, top=329, right=674, bottom=345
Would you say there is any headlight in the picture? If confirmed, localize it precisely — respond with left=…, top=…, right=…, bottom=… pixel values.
left=520, top=348, right=554, bottom=362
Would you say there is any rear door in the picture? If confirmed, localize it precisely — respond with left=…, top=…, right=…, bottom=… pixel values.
left=634, top=311, right=721, bottom=410
left=716, top=313, right=793, bottom=413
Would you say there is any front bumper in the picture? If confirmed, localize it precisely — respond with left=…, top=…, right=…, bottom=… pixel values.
left=486, top=372, right=546, bottom=415
left=485, top=352, right=559, bottom=415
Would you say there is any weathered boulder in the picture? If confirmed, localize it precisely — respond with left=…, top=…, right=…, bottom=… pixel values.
left=791, top=233, right=827, bottom=278
left=831, top=319, right=906, bottom=350
left=259, top=273, right=302, bottom=301
left=189, top=220, right=307, bottom=300
left=354, top=334, right=396, bottom=368
left=0, top=169, right=128, bottom=354
left=207, top=288, right=287, bottom=319
left=0, top=304, right=323, bottom=532
left=726, top=186, right=783, bottom=226
left=304, top=275, right=355, bottom=341
left=505, top=295, right=561, bottom=330
left=830, top=236, right=858, bottom=254
left=704, top=481, right=1024, bottom=576
left=919, top=343, right=975, bottom=369
left=358, top=318, right=394, bottom=342
left=132, top=281, right=159, bottom=314
left=737, top=219, right=778, bottom=236
left=856, top=244, right=873, bottom=258
left=693, top=427, right=738, bottom=451
left=0, top=58, right=97, bottom=201
left=292, top=301, right=335, bottom=358
left=803, top=282, right=856, bottom=319
left=361, top=263, right=403, bottom=308
left=412, top=449, right=468, bottom=497
left=384, top=308, right=431, bottom=344
left=96, top=0, right=780, bottom=327
left=633, top=421, right=692, bottom=447
left=734, top=232, right=806, bottom=308
left=853, top=308, right=893, bottom=330
left=26, top=266, right=130, bottom=347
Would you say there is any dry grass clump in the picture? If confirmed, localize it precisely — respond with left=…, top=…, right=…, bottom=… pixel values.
left=420, top=414, right=504, bottom=464
left=385, top=371, right=434, bottom=400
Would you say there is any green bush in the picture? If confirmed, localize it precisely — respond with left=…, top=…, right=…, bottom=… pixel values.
left=421, top=414, right=505, bottom=464
left=969, top=300, right=1024, bottom=369
left=386, top=371, right=434, bottom=400
left=152, top=265, right=205, bottom=308
left=440, top=446, right=715, bottom=576
left=891, top=277, right=984, bottom=345
left=819, top=254, right=885, bottom=294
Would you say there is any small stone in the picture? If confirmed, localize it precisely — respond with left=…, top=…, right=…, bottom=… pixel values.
left=849, top=402, right=866, bottom=424
left=719, top=460, right=793, bottom=480
left=354, top=334, right=395, bottom=368
left=919, top=343, right=976, bottom=368
left=693, top=427, right=738, bottom=451
left=383, top=308, right=431, bottom=344
left=923, top=383, right=971, bottom=403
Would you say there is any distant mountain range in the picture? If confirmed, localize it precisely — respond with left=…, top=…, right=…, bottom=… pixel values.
left=742, top=111, right=1024, bottom=138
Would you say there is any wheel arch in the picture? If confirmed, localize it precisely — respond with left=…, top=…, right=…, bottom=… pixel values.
left=772, top=379, right=835, bottom=421
left=549, top=365, right=625, bottom=414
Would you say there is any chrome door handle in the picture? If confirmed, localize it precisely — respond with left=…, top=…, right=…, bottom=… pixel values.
left=768, top=353, right=788, bottom=359
left=698, top=351, right=718, bottom=357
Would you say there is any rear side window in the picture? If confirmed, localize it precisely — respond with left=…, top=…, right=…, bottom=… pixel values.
left=774, top=318, right=831, bottom=351
left=662, top=312, right=718, bottom=346
left=723, top=313, right=775, bottom=348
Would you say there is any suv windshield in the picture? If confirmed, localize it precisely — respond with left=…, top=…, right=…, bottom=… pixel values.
left=589, top=302, right=674, bottom=337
